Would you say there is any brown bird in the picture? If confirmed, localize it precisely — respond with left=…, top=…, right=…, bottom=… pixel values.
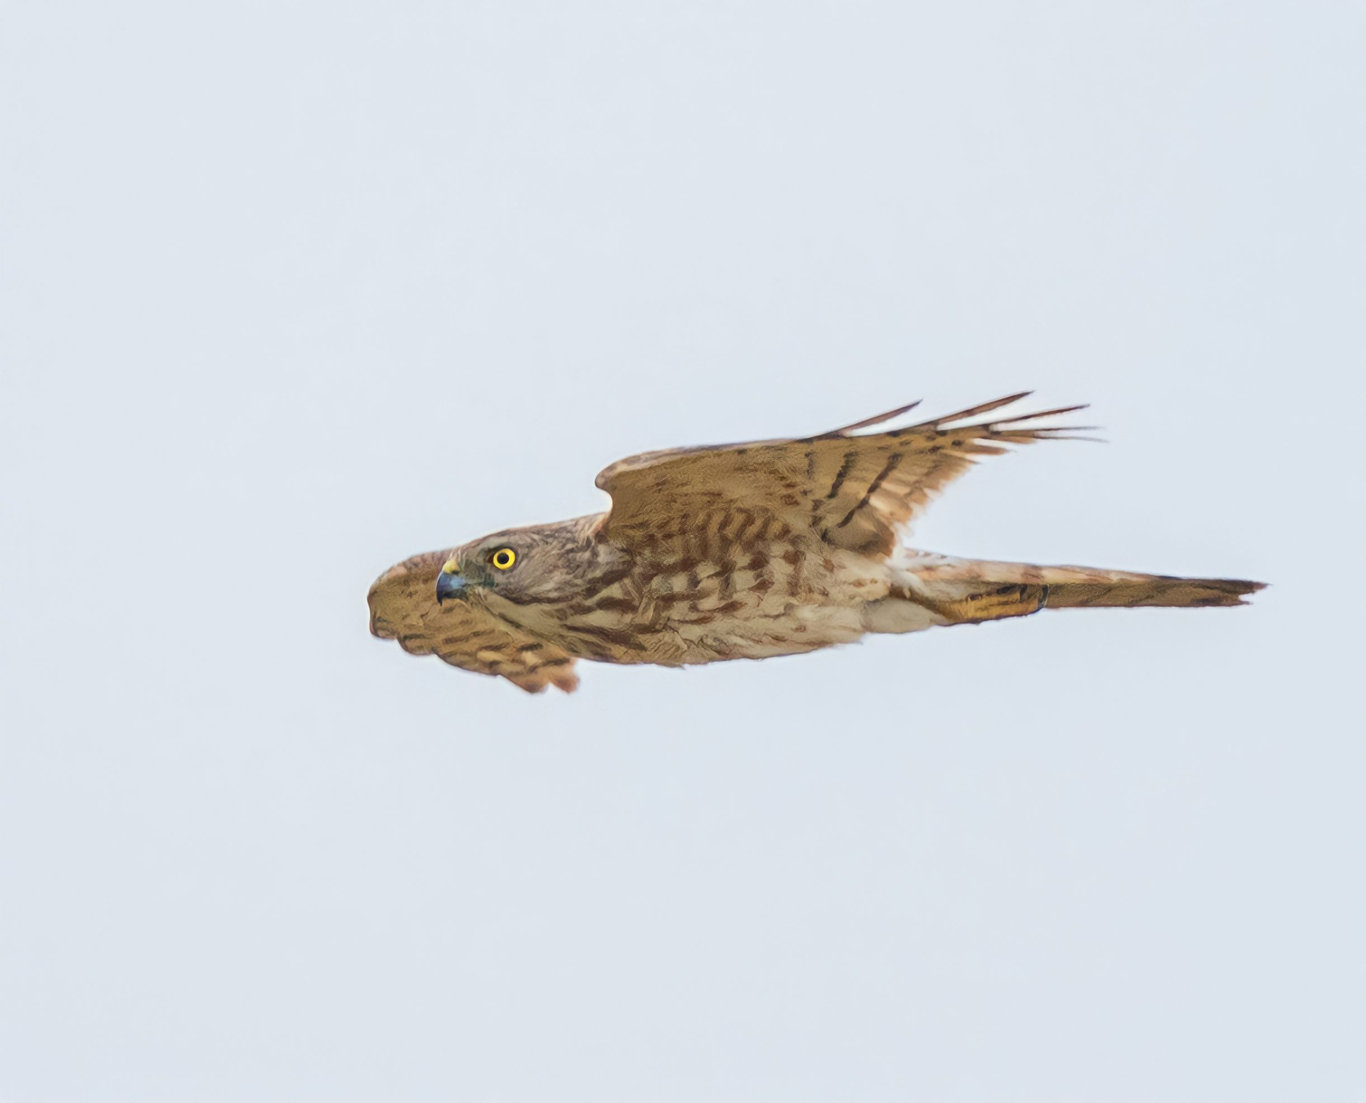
left=367, top=394, right=1263, bottom=693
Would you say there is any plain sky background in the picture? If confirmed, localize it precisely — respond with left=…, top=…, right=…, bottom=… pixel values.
left=2, top=1, right=1363, bottom=1100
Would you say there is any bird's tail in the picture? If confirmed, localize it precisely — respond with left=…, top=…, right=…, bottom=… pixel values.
left=896, top=554, right=1265, bottom=625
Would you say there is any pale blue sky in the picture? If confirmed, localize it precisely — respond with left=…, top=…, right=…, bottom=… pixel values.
left=2, top=1, right=1363, bottom=1100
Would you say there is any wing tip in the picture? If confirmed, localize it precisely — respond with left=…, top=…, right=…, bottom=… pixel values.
left=509, top=664, right=581, bottom=694
left=824, top=400, right=925, bottom=436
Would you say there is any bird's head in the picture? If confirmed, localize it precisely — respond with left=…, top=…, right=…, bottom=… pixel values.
left=435, top=519, right=622, bottom=608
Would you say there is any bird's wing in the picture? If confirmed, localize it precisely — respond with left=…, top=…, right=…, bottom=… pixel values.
left=367, top=551, right=579, bottom=693
left=595, top=393, right=1090, bottom=557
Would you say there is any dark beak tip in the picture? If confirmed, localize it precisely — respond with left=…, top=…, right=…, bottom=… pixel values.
left=435, top=570, right=466, bottom=605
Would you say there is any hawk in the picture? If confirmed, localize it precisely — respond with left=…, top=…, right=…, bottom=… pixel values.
left=367, top=394, right=1263, bottom=693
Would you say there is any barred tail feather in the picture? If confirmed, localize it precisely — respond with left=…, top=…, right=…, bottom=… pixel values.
left=902, top=556, right=1265, bottom=625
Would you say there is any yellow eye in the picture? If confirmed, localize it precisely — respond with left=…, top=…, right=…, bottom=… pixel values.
left=490, top=547, right=517, bottom=570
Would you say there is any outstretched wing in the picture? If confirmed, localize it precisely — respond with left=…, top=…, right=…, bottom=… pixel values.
left=367, top=551, right=579, bottom=693
left=596, top=393, right=1090, bottom=557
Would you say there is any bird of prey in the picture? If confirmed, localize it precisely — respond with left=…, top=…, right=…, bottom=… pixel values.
left=368, top=394, right=1263, bottom=693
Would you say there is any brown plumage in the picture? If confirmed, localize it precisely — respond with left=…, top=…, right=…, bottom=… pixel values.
left=367, top=394, right=1264, bottom=693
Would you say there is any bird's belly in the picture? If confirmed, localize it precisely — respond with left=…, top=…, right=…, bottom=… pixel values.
left=549, top=550, right=891, bottom=665
left=662, top=603, right=869, bottom=664
left=555, top=603, right=868, bottom=665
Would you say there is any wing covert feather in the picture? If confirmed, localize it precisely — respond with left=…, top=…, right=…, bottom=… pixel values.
left=595, top=393, right=1089, bottom=556
left=367, top=551, right=579, bottom=693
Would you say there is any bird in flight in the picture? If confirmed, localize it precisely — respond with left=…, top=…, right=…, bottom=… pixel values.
left=368, top=394, right=1263, bottom=693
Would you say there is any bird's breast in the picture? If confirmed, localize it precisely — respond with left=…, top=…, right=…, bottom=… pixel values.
left=533, top=539, right=893, bottom=665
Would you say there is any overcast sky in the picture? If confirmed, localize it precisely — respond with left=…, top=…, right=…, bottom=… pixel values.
left=2, top=1, right=1363, bottom=1100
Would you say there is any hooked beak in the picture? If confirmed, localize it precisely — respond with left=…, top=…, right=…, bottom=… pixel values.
left=435, top=559, right=467, bottom=605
